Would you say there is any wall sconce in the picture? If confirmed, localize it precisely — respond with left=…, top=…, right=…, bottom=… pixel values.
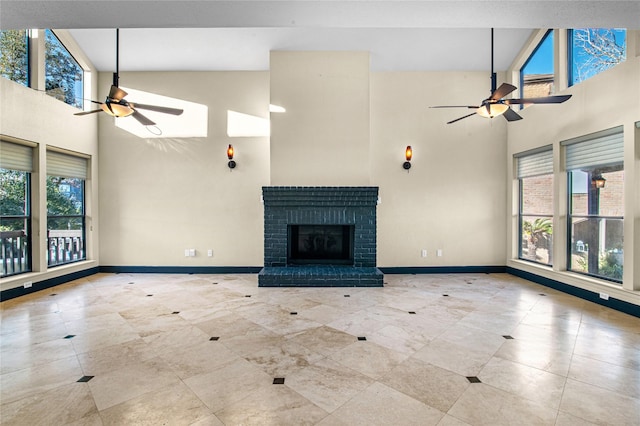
left=403, top=146, right=412, bottom=170
left=592, top=174, right=606, bottom=188
left=227, top=144, right=236, bottom=169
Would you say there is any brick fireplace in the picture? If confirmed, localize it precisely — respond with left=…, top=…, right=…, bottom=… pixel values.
left=258, top=186, right=383, bottom=287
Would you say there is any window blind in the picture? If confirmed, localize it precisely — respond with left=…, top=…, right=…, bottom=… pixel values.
left=564, top=127, right=623, bottom=170
left=516, top=148, right=553, bottom=178
left=46, top=150, right=87, bottom=179
left=0, top=141, right=33, bottom=172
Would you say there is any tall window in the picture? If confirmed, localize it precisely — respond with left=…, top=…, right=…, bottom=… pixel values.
left=569, top=28, right=626, bottom=86
left=517, top=148, right=554, bottom=266
left=0, top=29, right=29, bottom=86
left=45, top=29, right=83, bottom=109
left=1, top=141, right=33, bottom=277
left=521, top=30, right=554, bottom=100
left=47, top=151, right=87, bottom=267
left=565, top=128, right=624, bottom=282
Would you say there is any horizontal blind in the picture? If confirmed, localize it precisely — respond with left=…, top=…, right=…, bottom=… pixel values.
left=564, top=128, right=623, bottom=170
left=516, top=148, right=553, bottom=178
left=1, top=141, right=33, bottom=172
left=47, top=150, right=87, bottom=179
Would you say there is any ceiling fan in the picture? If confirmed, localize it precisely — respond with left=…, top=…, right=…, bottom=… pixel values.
left=74, top=29, right=183, bottom=126
left=431, top=29, right=571, bottom=124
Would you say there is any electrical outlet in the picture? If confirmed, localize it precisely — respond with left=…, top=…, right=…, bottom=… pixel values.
left=189, top=249, right=196, bottom=257
left=207, top=249, right=213, bottom=257
left=421, top=249, right=427, bottom=257
left=23, top=281, right=32, bottom=288
left=437, top=249, right=443, bottom=257
left=184, top=249, right=190, bottom=257
left=599, top=292, right=609, bottom=300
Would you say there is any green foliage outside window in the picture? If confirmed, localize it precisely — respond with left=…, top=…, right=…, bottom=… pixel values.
left=0, top=29, right=28, bottom=86
left=45, top=29, right=83, bottom=108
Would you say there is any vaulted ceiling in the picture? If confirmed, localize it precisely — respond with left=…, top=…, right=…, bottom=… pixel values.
left=1, top=1, right=637, bottom=72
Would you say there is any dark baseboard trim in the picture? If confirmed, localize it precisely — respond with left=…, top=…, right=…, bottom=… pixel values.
left=507, top=267, right=639, bottom=319
left=98, top=266, right=263, bottom=274
left=0, top=267, right=100, bottom=301
left=380, top=266, right=506, bottom=274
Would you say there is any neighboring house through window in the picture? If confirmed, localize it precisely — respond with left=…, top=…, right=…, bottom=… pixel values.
left=521, top=30, right=554, bottom=101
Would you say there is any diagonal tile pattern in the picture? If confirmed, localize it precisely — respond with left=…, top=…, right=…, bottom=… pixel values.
left=0, top=272, right=638, bottom=425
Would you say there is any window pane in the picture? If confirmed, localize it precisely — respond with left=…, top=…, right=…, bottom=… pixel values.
left=521, top=30, right=554, bottom=99
left=519, top=173, right=553, bottom=266
left=47, top=175, right=85, bottom=267
left=0, top=29, right=29, bottom=86
left=570, top=169, right=624, bottom=216
left=569, top=28, right=626, bottom=86
left=569, top=217, right=623, bottom=281
left=1, top=168, right=31, bottom=276
left=45, top=29, right=83, bottom=109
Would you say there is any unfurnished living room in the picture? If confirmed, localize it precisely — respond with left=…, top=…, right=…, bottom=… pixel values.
left=0, top=1, right=639, bottom=425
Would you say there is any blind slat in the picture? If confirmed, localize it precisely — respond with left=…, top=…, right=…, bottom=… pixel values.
left=1, top=141, right=33, bottom=172
left=517, top=149, right=553, bottom=178
left=47, top=151, right=87, bottom=179
left=565, top=129, right=624, bottom=170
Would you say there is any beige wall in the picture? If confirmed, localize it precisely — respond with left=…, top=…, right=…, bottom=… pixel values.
left=270, top=51, right=371, bottom=185
left=506, top=32, right=640, bottom=305
left=372, top=71, right=508, bottom=267
left=98, top=71, right=270, bottom=266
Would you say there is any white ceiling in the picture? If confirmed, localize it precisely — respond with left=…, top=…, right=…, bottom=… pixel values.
left=1, top=1, right=638, bottom=73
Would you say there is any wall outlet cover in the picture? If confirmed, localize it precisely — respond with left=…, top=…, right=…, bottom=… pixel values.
left=23, top=281, right=32, bottom=288
left=599, top=292, right=609, bottom=300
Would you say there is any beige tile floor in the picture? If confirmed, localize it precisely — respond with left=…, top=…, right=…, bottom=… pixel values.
left=1, top=272, right=639, bottom=425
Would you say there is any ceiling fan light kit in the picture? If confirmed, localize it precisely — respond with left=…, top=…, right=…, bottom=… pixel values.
left=431, top=28, right=571, bottom=124
left=74, top=29, right=183, bottom=127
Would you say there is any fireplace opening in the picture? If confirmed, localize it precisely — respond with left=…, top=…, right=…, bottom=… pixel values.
left=287, top=225, right=354, bottom=265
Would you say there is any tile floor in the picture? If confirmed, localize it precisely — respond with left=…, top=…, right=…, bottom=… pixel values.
left=1, top=273, right=639, bottom=425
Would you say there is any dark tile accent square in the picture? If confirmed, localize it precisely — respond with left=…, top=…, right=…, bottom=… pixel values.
left=502, top=335, right=514, bottom=339
left=50, top=293, right=57, bottom=296
left=64, top=335, right=76, bottom=339
left=212, top=282, right=218, bottom=285
left=290, top=312, right=298, bottom=315
left=172, top=311, right=180, bottom=315
left=273, top=377, right=285, bottom=384
left=539, top=293, right=547, bottom=296
left=408, top=311, right=416, bottom=314
left=357, top=336, right=367, bottom=341
left=466, top=376, right=482, bottom=383
left=128, top=282, right=134, bottom=284
left=245, top=295, right=252, bottom=298
left=344, top=295, right=350, bottom=298
left=147, top=294, right=153, bottom=297
left=443, top=294, right=449, bottom=297
left=210, top=337, right=220, bottom=341
left=77, top=375, right=94, bottom=383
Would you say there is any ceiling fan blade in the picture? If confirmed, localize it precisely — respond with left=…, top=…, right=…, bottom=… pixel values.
left=503, top=108, right=523, bottom=122
left=505, top=94, right=572, bottom=105
left=490, top=83, right=517, bottom=101
left=74, top=109, right=104, bottom=116
left=430, top=105, right=479, bottom=109
left=130, top=103, right=184, bottom=115
left=131, top=110, right=156, bottom=126
left=108, top=85, right=128, bottom=101
left=447, top=112, right=477, bottom=124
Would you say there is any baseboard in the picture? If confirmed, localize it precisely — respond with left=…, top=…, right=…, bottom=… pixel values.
left=507, top=267, right=639, bottom=319
left=380, top=266, right=506, bottom=274
left=98, top=266, right=263, bottom=274
left=0, top=267, right=99, bottom=301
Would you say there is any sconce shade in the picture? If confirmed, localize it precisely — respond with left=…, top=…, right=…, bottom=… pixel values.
left=476, top=103, right=509, bottom=119
left=405, top=146, right=413, bottom=162
left=592, top=175, right=606, bottom=188
left=227, top=144, right=234, bottom=160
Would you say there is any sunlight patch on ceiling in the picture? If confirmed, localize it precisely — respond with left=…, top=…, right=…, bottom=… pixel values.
left=227, top=110, right=270, bottom=137
left=115, top=87, right=208, bottom=138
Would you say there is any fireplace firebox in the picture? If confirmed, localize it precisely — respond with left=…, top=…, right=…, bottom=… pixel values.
left=288, top=225, right=354, bottom=265
left=258, top=186, right=383, bottom=287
